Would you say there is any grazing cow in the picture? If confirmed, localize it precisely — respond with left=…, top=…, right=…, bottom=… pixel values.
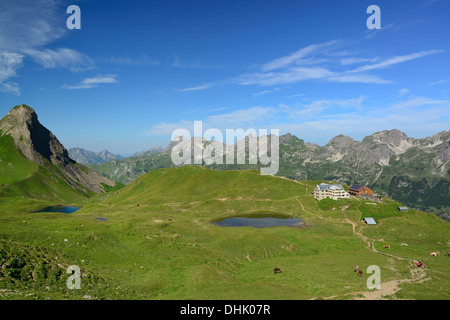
left=274, top=267, right=282, bottom=274
left=429, top=251, right=440, bottom=256
left=445, top=253, right=450, bottom=257
left=354, top=266, right=363, bottom=277
left=384, top=245, right=390, bottom=249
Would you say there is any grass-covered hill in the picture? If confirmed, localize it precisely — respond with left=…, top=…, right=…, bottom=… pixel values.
left=0, top=132, right=93, bottom=211
left=0, top=105, right=122, bottom=213
left=1, top=166, right=448, bottom=300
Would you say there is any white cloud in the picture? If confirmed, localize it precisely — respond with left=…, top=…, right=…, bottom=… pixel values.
left=327, top=74, right=391, bottom=84
left=397, top=88, right=410, bottom=97
left=430, top=78, right=450, bottom=86
left=0, top=81, right=20, bottom=95
left=340, top=57, right=378, bottom=65
left=261, top=40, right=340, bottom=72
left=148, top=120, right=195, bottom=136
left=0, top=0, right=94, bottom=94
left=365, top=23, right=395, bottom=39
left=0, top=52, right=24, bottom=94
left=389, top=97, right=449, bottom=109
left=207, top=106, right=276, bottom=127
left=23, top=48, right=94, bottom=71
left=148, top=106, right=277, bottom=137
left=237, top=67, right=334, bottom=86
left=350, top=50, right=443, bottom=73
left=172, top=53, right=222, bottom=69
left=62, top=74, right=118, bottom=90
left=288, top=96, right=366, bottom=119
left=107, top=55, right=159, bottom=66
left=0, top=0, right=65, bottom=52
left=253, top=88, right=281, bottom=96
left=179, top=83, right=215, bottom=92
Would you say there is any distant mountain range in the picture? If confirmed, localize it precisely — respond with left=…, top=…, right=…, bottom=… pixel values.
left=68, top=148, right=123, bottom=165
left=88, top=129, right=450, bottom=221
left=67, top=146, right=166, bottom=165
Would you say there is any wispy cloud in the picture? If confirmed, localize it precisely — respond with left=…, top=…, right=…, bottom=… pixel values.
left=389, top=97, right=449, bottom=109
left=148, top=106, right=277, bottom=136
left=287, top=96, right=366, bottom=119
left=365, top=23, right=395, bottom=39
left=107, top=54, right=159, bottom=66
left=239, top=40, right=444, bottom=88
left=349, top=50, right=443, bottom=73
left=0, top=52, right=24, bottom=94
left=175, top=38, right=443, bottom=94
left=23, top=48, right=94, bottom=71
left=430, top=78, right=450, bottom=86
left=207, top=106, right=276, bottom=127
left=340, top=57, right=378, bottom=65
left=0, top=0, right=65, bottom=52
left=260, top=40, right=340, bottom=72
left=0, top=0, right=94, bottom=94
left=172, top=54, right=222, bottom=69
left=327, top=74, right=391, bottom=84
left=253, top=88, right=281, bottom=96
left=178, top=83, right=215, bottom=92
left=397, top=88, right=410, bottom=98
left=62, top=74, right=118, bottom=90
left=234, top=41, right=438, bottom=87
left=237, top=67, right=335, bottom=86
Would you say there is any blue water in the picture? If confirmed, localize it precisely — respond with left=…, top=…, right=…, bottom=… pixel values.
left=33, top=205, right=81, bottom=214
left=212, top=213, right=303, bottom=228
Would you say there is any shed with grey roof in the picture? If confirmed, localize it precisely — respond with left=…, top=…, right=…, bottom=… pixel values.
left=363, top=217, right=377, bottom=225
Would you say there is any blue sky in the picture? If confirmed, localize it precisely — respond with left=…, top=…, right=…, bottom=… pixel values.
left=0, top=0, right=449, bottom=155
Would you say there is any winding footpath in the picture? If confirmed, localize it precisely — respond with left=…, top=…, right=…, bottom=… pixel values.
left=307, top=204, right=431, bottom=300
left=341, top=213, right=430, bottom=300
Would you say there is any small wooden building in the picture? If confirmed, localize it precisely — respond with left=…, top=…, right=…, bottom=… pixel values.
left=348, top=184, right=374, bottom=197
left=363, top=217, right=377, bottom=225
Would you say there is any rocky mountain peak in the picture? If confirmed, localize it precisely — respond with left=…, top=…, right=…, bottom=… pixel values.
left=0, top=105, right=117, bottom=193
left=0, top=104, right=69, bottom=166
left=370, top=129, right=412, bottom=146
left=327, top=134, right=355, bottom=147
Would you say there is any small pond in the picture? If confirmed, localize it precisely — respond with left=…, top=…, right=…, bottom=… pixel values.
left=212, top=213, right=303, bottom=228
left=32, top=205, right=81, bottom=214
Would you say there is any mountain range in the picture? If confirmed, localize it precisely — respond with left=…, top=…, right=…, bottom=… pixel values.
left=68, top=148, right=123, bottom=165
left=88, top=129, right=450, bottom=221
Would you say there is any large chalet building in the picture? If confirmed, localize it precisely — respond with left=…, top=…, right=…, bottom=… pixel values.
left=313, top=182, right=350, bottom=200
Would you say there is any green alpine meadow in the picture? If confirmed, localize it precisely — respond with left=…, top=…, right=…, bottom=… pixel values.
left=0, top=105, right=448, bottom=300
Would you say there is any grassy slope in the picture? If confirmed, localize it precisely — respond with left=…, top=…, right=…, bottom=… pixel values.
left=1, top=166, right=448, bottom=300
left=0, top=133, right=94, bottom=213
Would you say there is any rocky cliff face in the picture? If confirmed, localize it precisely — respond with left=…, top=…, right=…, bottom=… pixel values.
left=0, top=104, right=117, bottom=193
